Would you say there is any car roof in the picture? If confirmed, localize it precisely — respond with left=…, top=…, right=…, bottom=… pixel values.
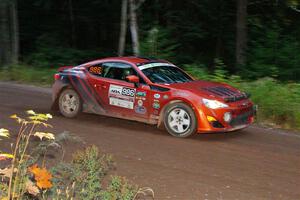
left=81, top=56, right=170, bottom=67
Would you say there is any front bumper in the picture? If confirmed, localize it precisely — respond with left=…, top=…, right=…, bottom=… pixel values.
left=196, top=102, right=257, bottom=133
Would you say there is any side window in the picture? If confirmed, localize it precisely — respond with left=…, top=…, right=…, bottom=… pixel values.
left=103, top=62, right=146, bottom=84
left=88, top=64, right=104, bottom=76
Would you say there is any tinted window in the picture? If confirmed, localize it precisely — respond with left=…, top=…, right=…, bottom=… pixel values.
left=142, top=66, right=193, bottom=84
left=99, top=62, right=146, bottom=84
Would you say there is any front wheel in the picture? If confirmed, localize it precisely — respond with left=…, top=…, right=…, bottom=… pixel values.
left=163, top=102, right=197, bottom=138
left=58, top=88, right=82, bottom=118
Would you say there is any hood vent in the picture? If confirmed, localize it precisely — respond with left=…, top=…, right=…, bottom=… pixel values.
left=203, top=86, right=249, bottom=102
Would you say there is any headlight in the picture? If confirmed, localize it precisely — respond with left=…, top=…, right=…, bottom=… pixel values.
left=223, top=112, right=232, bottom=122
left=202, top=98, right=228, bottom=109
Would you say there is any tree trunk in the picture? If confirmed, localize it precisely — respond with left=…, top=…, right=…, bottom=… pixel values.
left=118, top=0, right=128, bottom=56
left=68, top=0, right=76, bottom=47
left=10, top=0, right=19, bottom=64
left=236, top=0, right=247, bottom=67
left=0, top=0, right=11, bottom=66
left=129, top=0, right=139, bottom=56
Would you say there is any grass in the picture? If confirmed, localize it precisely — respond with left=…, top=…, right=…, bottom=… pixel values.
left=0, top=64, right=56, bottom=86
left=238, top=79, right=300, bottom=130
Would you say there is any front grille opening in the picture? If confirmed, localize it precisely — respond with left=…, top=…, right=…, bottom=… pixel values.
left=230, top=110, right=254, bottom=127
left=210, top=121, right=224, bottom=128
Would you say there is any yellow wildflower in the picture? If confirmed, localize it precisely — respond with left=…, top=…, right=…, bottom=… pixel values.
left=26, top=110, right=36, bottom=115
left=10, top=114, right=18, bottom=119
left=0, top=153, right=14, bottom=161
left=46, top=113, right=53, bottom=119
left=33, top=132, right=55, bottom=140
left=0, top=128, right=10, bottom=138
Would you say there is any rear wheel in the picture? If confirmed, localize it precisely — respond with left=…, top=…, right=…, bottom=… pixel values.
left=58, top=89, right=82, bottom=118
left=164, top=102, right=197, bottom=138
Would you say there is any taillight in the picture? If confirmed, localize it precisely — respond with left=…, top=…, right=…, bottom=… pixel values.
left=54, top=74, right=60, bottom=80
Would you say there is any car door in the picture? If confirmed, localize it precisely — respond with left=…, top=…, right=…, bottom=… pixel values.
left=88, top=62, right=151, bottom=119
left=85, top=62, right=110, bottom=113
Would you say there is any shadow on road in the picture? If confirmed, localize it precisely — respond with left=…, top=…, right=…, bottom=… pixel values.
left=50, top=111, right=249, bottom=142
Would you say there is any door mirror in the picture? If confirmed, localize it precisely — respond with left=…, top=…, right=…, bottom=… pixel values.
left=126, top=75, right=139, bottom=83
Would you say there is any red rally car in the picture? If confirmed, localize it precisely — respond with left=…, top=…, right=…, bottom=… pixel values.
left=52, top=57, right=256, bottom=137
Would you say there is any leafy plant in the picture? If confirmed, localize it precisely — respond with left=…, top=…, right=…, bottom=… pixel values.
left=49, top=145, right=140, bottom=200
left=101, top=176, right=138, bottom=200
left=1, top=111, right=154, bottom=200
left=0, top=110, right=55, bottom=199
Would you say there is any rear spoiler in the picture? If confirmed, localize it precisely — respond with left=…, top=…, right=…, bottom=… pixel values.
left=57, top=66, right=74, bottom=72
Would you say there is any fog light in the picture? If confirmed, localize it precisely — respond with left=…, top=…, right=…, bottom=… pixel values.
left=223, top=112, right=232, bottom=122
left=207, top=116, right=217, bottom=122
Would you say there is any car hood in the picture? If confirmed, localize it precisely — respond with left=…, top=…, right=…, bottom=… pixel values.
left=167, top=80, right=248, bottom=102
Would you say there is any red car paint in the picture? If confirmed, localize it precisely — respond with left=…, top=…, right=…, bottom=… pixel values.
left=52, top=57, right=255, bottom=133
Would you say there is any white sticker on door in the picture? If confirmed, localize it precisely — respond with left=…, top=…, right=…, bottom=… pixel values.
left=109, top=84, right=136, bottom=109
left=109, top=97, right=134, bottom=109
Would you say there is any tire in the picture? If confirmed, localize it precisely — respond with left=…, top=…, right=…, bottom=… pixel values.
left=58, top=88, right=82, bottom=118
left=163, top=102, right=197, bottom=138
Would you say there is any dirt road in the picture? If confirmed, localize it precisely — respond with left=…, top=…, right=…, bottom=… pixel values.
left=0, top=82, right=299, bottom=200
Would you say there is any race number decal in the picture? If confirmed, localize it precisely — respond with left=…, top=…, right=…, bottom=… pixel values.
left=122, top=87, right=135, bottom=97
left=109, top=84, right=136, bottom=109
left=89, top=66, right=102, bottom=75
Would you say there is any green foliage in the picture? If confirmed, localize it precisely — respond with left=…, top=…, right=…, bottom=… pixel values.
left=0, top=182, right=8, bottom=197
left=245, top=24, right=300, bottom=81
left=0, top=64, right=55, bottom=85
left=50, top=146, right=112, bottom=199
left=101, top=176, right=137, bottom=200
left=49, top=146, right=137, bottom=200
left=183, top=63, right=210, bottom=80
left=141, top=26, right=179, bottom=61
left=186, top=65, right=300, bottom=130
left=184, top=59, right=242, bottom=84
left=26, top=47, right=101, bottom=68
left=238, top=79, right=300, bottom=129
left=0, top=0, right=296, bottom=82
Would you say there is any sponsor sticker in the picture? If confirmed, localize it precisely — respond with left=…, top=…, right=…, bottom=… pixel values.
left=154, top=93, right=160, bottom=99
left=163, top=95, right=169, bottom=99
left=109, top=97, right=134, bottom=109
left=135, top=106, right=147, bottom=114
left=136, top=91, right=146, bottom=97
left=153, top=102, right=160, bottom=109
left=109, top=85, right=123, bottom=96
left=109, top=84, right=136, bottom=109
left=137, top=99, right=143, bottom=106
left=136, top=96, right=146, bottom=101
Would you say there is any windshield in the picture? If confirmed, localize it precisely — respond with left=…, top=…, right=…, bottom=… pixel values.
left=141, top=66, right=193, bottom=84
